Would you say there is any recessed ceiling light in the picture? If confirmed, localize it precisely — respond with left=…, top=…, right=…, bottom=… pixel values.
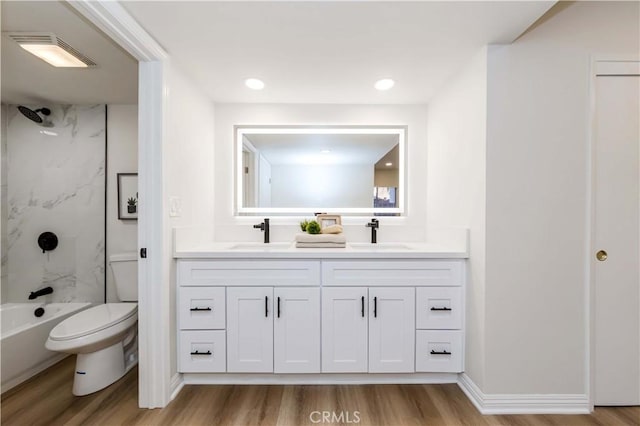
left=385, top=162, right=393, bottom=167
left=320, top=149, right=331, bottom=154
left=374, top=79, right=395, bottom=91
left=8, top=32, right=96, bottom=68
left=245, top=78, right=265, bottom=90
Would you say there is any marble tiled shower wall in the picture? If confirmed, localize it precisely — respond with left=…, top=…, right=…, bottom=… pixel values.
left=1, top=105, right=106, bottom=303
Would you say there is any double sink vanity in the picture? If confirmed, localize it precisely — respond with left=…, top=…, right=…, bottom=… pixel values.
left=175, top=240, right=468, bottom=384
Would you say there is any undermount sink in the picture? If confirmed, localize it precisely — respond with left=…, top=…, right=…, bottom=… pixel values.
left=228, top=242, right=293, bottom=251
left=348, top=242, right=414, bottom=251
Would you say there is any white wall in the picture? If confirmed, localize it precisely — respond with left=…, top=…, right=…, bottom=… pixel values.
left=426, top=47, right=488, bottom=389
left=106, top=104, right=138, bottom=302
left=1, top=104, right=7, bottom=304
left=271, top=164, right=373, bottom=208
left=164, top=62, right=216, bottom=377
left=482, top=1, right=639, bottom=395
left=213, top=104, right=428, bottom=243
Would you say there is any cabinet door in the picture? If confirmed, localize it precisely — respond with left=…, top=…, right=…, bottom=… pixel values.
left=274, top=287, right=320, bottom=373
left=226, top=287, right=273, bottom=372
left=369, top=287, right=415, bottom=373
left=322, top=287, right=368, bottom=372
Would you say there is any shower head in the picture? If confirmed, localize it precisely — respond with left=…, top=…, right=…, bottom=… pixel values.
left=17, top=106, right=51, bottom=124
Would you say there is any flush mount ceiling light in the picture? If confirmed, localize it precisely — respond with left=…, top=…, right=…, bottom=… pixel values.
left=245, top=78, right=265, bottom=90
left=385, top=162, right=393, bottom=167
left=374, top=78, right=395, bottom=91
left=320, top=149, right=331, bottom=154
left=8, top=32, right=96, bottom=68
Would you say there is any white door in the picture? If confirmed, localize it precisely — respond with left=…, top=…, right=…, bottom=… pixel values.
left=274, top=287, right=320, bottom=373
left=369, top=287, right=415, bottom=373
left=227, top=287, right=273, bottom=372
left=322, top=287, right=368, bottom=372
left=593, top=65, right=640, bottom=405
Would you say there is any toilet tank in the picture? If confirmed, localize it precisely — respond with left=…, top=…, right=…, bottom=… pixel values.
left=109, top=253, right=138, bottom=302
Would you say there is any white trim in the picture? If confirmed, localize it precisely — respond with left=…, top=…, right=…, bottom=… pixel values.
left=183, top=372, right=458, bottom=385
left=457, top=373, right=590, bottom=415
left=586, top=58, right=640, bottom=410
left=65, top=0, right=167, bottom=62
left=170, top=373, right=184, bottom=401
left=65, top=0, right=171, bottom=409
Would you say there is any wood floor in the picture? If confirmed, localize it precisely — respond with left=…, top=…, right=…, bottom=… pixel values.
left=2, top=357, right=638, bottom=426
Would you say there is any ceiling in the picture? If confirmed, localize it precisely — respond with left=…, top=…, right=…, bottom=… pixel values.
left=1, top=1, right=554, bottom=106
left=122, top=0, right=554, bottom=104
left=1, top=1, right=138, bottom=105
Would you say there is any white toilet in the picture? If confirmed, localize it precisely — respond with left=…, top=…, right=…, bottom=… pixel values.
left=46, top=253, right=138, bottom=396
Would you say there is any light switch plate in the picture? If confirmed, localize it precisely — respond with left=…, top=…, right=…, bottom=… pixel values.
left=169, top=196, right=182, bottom=217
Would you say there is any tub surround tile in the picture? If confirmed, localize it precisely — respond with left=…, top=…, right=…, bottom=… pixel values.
left=4, top=105, right=105, bottom=303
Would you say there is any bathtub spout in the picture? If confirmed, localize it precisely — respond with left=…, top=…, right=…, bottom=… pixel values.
left=28, top=287, right=53, bottom=300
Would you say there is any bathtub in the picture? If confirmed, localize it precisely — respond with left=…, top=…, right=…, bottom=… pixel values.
left=1, top=302, right=91, bottom=392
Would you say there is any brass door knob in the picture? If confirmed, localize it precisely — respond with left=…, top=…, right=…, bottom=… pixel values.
left=596, top=250, right=608, bottom=261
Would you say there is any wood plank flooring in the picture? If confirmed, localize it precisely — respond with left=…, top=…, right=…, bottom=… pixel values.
left=2, top=357, right=638, bottom=426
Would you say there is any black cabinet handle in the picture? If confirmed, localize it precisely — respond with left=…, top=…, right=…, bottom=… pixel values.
left=190, top=307, right=212, bottom=312
left=430, top=350, right=451, bottom=355
left=361, top=296, right=365, bottom=317
left=430, top=307, right=452, bottom=311
left=265, top=296, right=268, bottom=317
left=277, top=296, right=281, bottom=318
left=374, top=297, right=377, bottom=318
left=190, top=350, right=212, bottom=356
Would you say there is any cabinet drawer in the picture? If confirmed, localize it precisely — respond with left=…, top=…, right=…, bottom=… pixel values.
left=178, top=260, right=321, bottom=286
left=416, top=287, right=462, bottom=329
left=179, top=287, right=225, bottom=330
left=322, top=260, right=463, bottom=286
left=179, top=330, right=226, bottom=372
left=415, top=330, right=463, bottom=373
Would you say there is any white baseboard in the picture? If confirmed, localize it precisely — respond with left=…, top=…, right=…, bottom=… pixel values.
left=170, top=373, right=184, bottom=401
left=457, top=373, right=590, bottom=415
left=183, top=372, right=458, bottom=385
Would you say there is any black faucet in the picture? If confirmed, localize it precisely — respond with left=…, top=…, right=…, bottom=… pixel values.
left=253, top=218, right=270, bottom=243
left=366, top=218, right=379, bottom=244
left=29, top=286, right=53, bottom=300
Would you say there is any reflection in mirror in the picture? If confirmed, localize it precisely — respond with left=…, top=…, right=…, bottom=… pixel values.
left=236, top=127, right=405, bottom=215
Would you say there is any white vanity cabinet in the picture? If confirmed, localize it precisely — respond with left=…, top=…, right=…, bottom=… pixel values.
left=368, top=287, right=415, bottom=372
left=321, top=287, right=415, bottom=373
left=176, top=253, right=466, bottom=381
left=226, top=287, right=274, bottom=372
left=322, top=287, right=368, bottom=372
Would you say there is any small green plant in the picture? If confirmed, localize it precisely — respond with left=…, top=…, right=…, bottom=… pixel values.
left=306, top=220, right=321, bottom=234
left=300, top=219, right=310, bottom=232
left=127, top=197, right=137, bottom=206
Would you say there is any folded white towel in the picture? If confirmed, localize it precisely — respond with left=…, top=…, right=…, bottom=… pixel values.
left=295, top=233, right=347, bottom=244
left=295, top=242, right=346, bottom=248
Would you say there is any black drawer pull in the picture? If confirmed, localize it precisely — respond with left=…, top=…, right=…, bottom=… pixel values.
left=265, top=296, right=268, bottom=317
left=430, top=350, right=451, bottom=355
left=277, top=296, right=281, bottom=318
left=361, top=296, right=365, bottom=317
left=190, top=350, right=212, bottom=356
left=430, top=307, right=452, bottom=311
left=374, top=297, right=377, bottom=318
left=190, top=307, right=212, bottom=312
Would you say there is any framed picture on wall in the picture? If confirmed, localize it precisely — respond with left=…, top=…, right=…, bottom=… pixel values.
left=117, top=173, right=138, bottom=220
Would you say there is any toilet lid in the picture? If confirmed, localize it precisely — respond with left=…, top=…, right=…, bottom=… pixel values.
left=49, top=303, right=138, bottom=341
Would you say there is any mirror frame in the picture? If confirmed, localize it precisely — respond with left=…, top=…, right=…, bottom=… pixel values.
left=235, top=125, right=406, bottom=215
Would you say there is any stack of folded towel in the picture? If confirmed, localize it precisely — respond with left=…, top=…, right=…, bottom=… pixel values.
left=295, top=232, right=346, bottom=248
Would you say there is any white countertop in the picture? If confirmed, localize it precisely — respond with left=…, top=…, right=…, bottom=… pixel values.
left=173, top=241, right=468, bottom=259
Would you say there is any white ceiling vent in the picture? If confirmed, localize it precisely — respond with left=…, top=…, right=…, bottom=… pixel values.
left=7, top=32, right=97, bottom=67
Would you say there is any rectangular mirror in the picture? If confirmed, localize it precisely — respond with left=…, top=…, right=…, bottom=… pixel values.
left=236, top=126, right=405, bottom=215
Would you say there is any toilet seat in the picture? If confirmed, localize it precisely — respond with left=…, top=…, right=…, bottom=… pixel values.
left=49, top=303, right=138, bottom=341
